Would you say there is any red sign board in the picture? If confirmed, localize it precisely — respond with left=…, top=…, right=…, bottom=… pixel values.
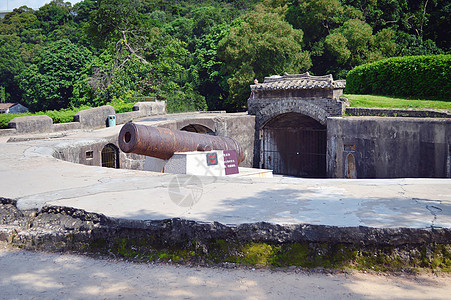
left=206, top=152, right=218, bottom=165
left=224, top=150, right=239, bottom=175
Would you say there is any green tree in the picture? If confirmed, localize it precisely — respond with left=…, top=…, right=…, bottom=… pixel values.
left=194, top=23, right=231, bottom=110
left=218, top=1, right=311, bottom=111
left=0, top=7, right=42, bottom=102
left=35, top=0, right=72, bottom=35
left=0, top=86, right=5, bottom=103
left=18, top=39, right=93, bottom=111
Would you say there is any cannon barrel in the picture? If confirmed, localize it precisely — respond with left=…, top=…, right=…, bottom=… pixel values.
left=118, top=122, right=245, bottom=164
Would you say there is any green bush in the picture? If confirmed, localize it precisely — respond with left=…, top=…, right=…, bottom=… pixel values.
left=0, top=112, right=32, bottom=129
left=0, top=106, right=93, bottom=129
left=346, top=55, right=451, bottom=100
left=107, top=97, right=135, bottom=113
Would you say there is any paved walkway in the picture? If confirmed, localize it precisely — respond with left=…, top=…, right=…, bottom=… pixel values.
left=0, top=122, right=450, bottom=230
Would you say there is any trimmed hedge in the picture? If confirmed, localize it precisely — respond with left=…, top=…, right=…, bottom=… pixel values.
left=346, top=55, right=451, bottom=100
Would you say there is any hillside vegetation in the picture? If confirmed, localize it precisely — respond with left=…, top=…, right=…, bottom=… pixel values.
left=0, top=0, right=448, bottom=112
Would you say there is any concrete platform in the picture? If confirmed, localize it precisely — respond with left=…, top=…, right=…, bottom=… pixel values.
left=1, top=119, right=451, bottom=248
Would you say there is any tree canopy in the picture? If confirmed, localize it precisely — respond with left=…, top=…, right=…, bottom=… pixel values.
left=0, top=0, right=448, bottom=112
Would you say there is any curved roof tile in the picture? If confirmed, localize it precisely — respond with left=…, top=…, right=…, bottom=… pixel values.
left=251, top=72, right=346, bottom=91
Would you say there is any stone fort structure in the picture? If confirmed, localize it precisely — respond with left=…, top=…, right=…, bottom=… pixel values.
left=2, top=73, right=450, bottom=179
left=248, top=72, right=450, bottom=179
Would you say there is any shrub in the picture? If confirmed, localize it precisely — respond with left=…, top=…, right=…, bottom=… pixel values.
left=0, top=112, right=33, bottom=129
left=0, top=106, right=93, bottom=129
left=346, top=55, right=451, bottom=100
left=107, top=97, right=135, bottom=113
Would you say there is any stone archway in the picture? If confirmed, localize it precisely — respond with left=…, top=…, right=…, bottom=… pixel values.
left=256, top=99, right=329, bottom=129
left=260, top=112, right=327, bottom=178
left=180, top=124, right=215, bottom=135
left=101, top=144, right=119, bottom=168
left=248, top=72, right=347, bottom=177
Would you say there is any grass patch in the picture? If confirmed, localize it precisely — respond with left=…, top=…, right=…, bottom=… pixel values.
left=344, top=94, right=451, bottom=111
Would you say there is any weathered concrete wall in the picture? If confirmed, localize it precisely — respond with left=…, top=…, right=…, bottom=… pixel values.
left=74, top=105, right=115, bottom=129
left=153, top=113, right=256, bottom=168
left=328, top=117, right=451, bottom=178
left=133, top=101, right=166, bottom=116
left=346, top=107, right=451, bottom=118
left=219, top=114, right=256, bottom=168
left=52, top=122, right=81, bottom=132
left=53, top=135, right=145, bottom=170
left=8, top=115, right=53, bottom=133
left=157, top=117, right=217, bottom=133
left=116, top=111, right=141, bottom=125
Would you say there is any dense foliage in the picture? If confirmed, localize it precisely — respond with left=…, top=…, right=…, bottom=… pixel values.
left=0, top=0, right=448, bottom=112
left=346, top=55, right=451, bottom=99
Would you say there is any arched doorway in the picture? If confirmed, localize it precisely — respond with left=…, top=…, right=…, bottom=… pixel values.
left=180, top=124, right=214, bottom=135
left=261, top=112, right=326, bottom=178
left=101, top=144, right=119, bottom=168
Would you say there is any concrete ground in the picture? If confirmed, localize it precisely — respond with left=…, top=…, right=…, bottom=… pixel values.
left=1, top=241, right=450, bottom=300
left=0, top=119, right=450, bottom=230
left=2, top=114, right=450, bottom=300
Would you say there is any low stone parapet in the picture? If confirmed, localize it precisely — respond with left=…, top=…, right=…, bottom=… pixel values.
left=116, top=111, right=141, bottom=125
left=0, top=128, right=17, bottom=137
left=74, top=105, right=115, bottom=129
left=8, top=115, right=53, bottom=133
left=1, top=101, right=168, bottom=135
left=133, top=101, right=166, bottom=116
left=346, top=107, right=451, bottom=118
left=52, top=122, right=82, bottom=132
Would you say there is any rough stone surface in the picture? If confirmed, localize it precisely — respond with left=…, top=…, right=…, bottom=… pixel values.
left=52, top=122, right=81, bottom=132
left=133, top=101, right=166, bottom=116
left=346, top=107, right=451, bottom=118
left=116, top=111, right=141, bottom=124
left=8, top=115, right=53, bottom=133
left=251, top=98, right=345, bottom=127
left=249, top=72, right=347, bottom=127
left=327, top=117, right=451, bottom=178
left=74, top=105, right=115, bottom=129
left=1, top=198, right=450, bottom=255
left=0, top=128, right=17, bottom=136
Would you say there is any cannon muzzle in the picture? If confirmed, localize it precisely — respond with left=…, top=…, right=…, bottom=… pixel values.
left=118, top=122, right=245, bottom=164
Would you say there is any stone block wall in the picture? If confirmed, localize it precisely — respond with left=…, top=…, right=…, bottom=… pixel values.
left=249, top=97, right=346, bottom=128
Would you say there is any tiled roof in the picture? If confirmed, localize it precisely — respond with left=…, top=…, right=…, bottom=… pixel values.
left=251, top=72, right=346, bottom=91
left=0, top=103, right=16, bottom=111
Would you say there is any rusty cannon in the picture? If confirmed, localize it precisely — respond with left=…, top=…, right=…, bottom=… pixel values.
left=118, top=122, right=245, bottom=164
